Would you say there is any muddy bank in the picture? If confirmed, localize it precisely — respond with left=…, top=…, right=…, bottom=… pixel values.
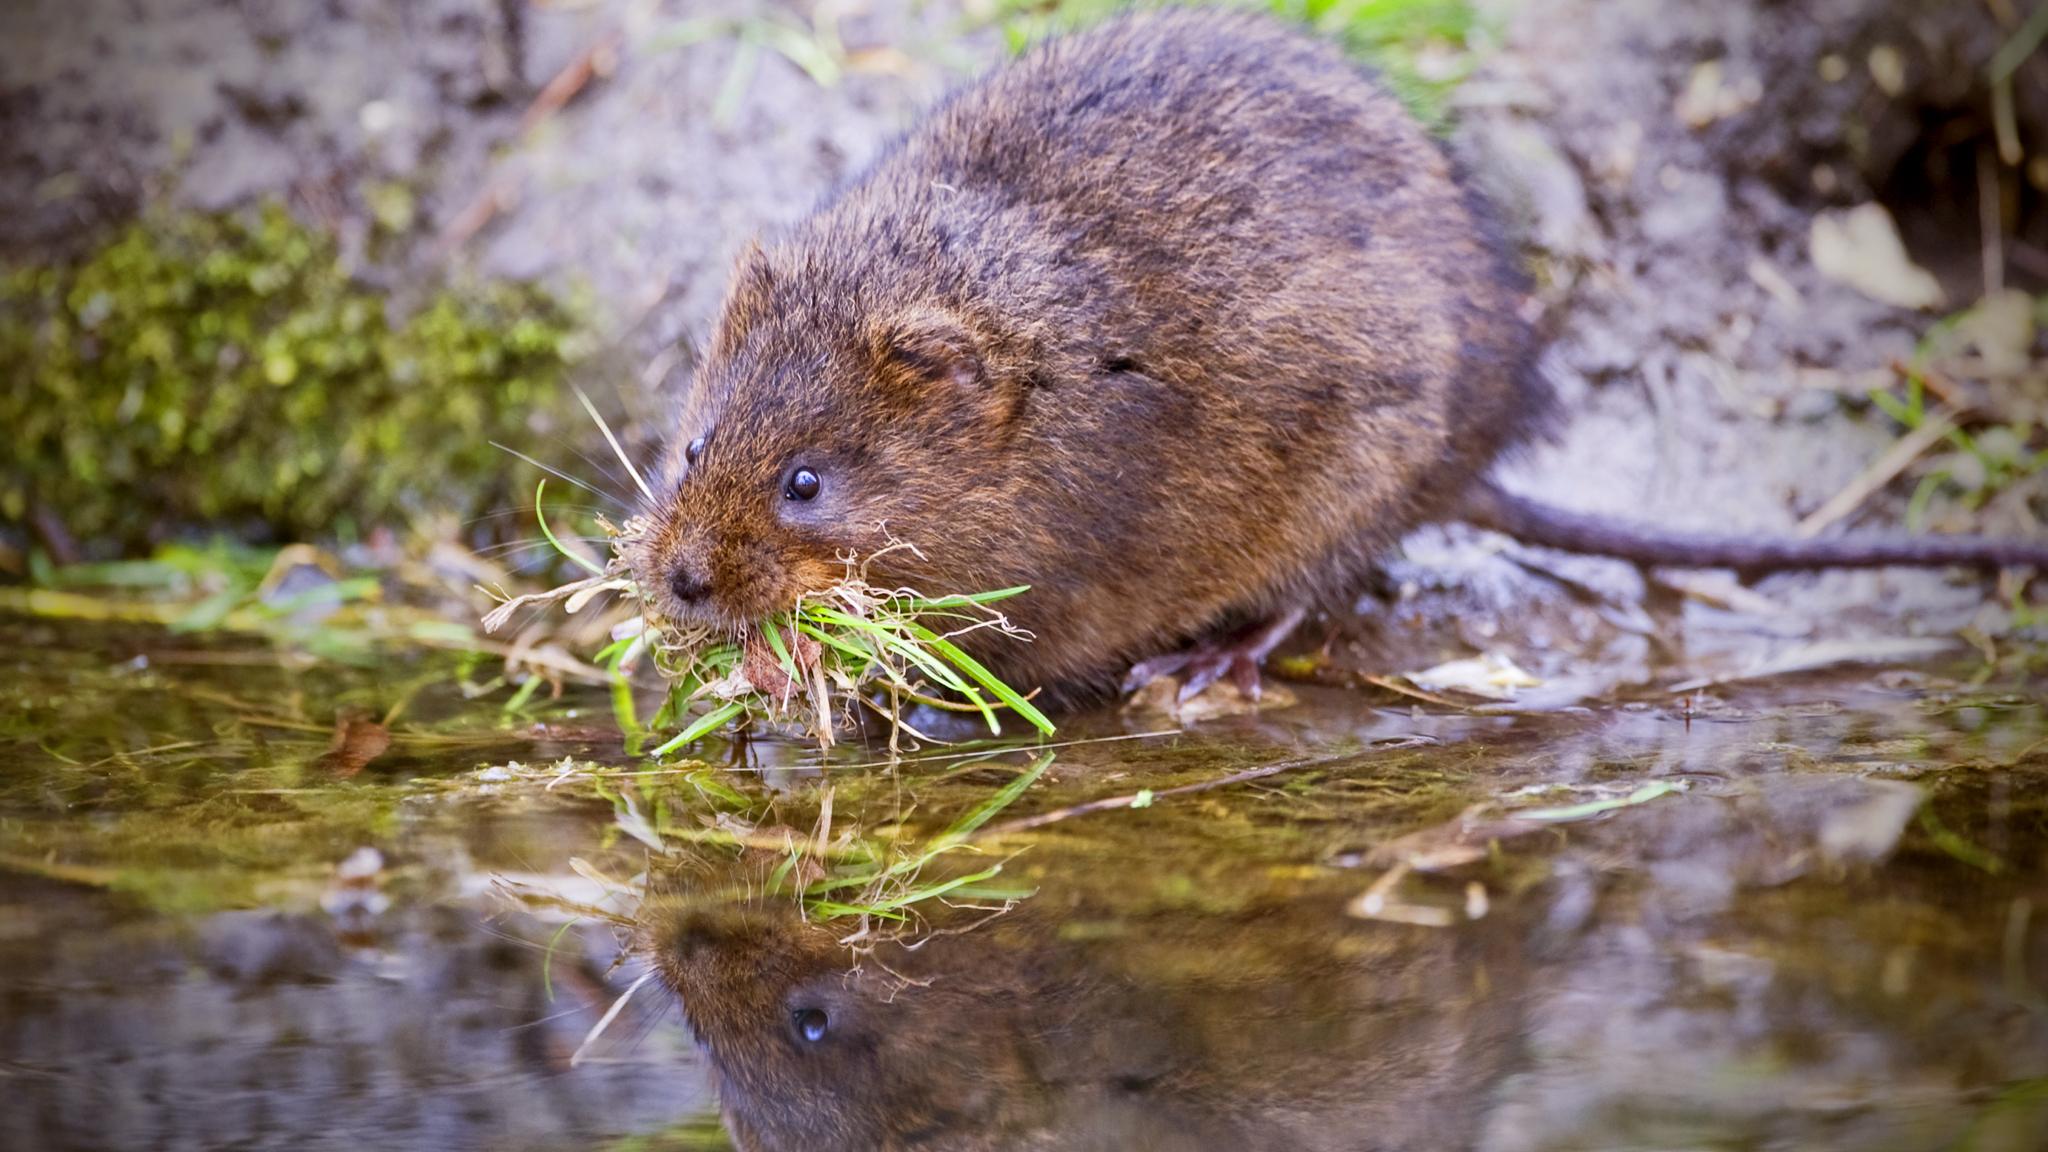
left=0, top=0, right=973, bottom=555
left=1351, top=0, right=2047, bottom=693
left=3, top=0, right=2041, bottom=685
left=0, top=0, right=973, bottom=397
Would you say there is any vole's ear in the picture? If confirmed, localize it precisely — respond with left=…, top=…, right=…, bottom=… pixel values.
left=710, top=241, right=774, bottom=361
left=866, top=308, right=985, bottom=394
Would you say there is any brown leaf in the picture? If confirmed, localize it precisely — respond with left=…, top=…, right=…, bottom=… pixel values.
left=740, top=625, right=822, bottom=704
left=316, top=710, right=392, bottom=777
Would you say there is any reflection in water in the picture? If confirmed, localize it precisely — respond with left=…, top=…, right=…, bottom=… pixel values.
left=647, top=764, right=2048, bottom=1152
left=3, top=617, right=2046, bottom=1151
left=0, top=874, right=708, bottom=1152
left=647, top=887, right=1529, bottom=1152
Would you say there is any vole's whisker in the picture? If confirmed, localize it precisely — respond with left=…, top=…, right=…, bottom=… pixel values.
left=490, top=441, right=614, bottom=502
left=561, top=441, right=631, bottom=500
left=476, top=536, right=609, bottom=561
left=465, top=504, right=605, bottom=529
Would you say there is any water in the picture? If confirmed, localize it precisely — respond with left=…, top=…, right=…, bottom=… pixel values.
left=2, top=613, right=2044, bottom=1151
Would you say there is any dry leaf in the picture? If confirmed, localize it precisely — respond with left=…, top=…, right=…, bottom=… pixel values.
left=315, top=710, right=392, bottom=777
left=1810, top=203, right=1944, bottom=311
left=1406, top=652, right=1542, bottom=701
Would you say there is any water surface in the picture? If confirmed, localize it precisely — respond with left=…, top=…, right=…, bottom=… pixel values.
left=2, top=614, right=2044, bottom=1151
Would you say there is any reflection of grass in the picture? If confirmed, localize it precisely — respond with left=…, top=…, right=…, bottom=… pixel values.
left=1, top=787, right=400, bottom=916
left=795, top=752, right=1051, bottom=923
left=0, top=628, right=588, bottom=918
left=984, top=0, right=1484, bottom=129
left=564, top=752, right=1053, bottom=931
left=510, top=751, right=1061, bottom=1061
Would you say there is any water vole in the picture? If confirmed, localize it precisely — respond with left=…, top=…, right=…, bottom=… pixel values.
left=626, top=8, right=1537, bottom=698
left=627, top=8, right=2048, bottom=702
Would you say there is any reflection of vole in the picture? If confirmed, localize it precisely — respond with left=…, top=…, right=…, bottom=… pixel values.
left=644, top=893, right=1524, bottom=1151
left=629, top=8, right=2047, bottom=702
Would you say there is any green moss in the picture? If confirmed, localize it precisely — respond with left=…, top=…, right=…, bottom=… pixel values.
left=0, top=203, right=588, bottom=547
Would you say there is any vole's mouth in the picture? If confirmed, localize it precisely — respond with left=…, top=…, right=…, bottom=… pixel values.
left=650, top=595, right=761, bottom=636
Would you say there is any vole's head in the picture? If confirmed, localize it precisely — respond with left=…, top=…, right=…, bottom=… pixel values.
left=629, top=242, right=1033, bottom=632
left=643, top=894, right=1038, bottom=1151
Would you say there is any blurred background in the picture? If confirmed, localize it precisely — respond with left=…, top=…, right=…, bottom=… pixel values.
left=5, top=0, right=2048, bottom=660
left=4, top=3, right=2047, bottom=1151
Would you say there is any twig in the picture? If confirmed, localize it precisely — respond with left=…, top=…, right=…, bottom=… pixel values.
left=568, top=968, right=655, bottom=1068
left=1896, top=358, right=1971, bottom=409
left=1981, top=146, right=2005, bottom=298
left=1797, top=404, right=1966, bottom=539
left=981, top=740, right=1433, bottom=838
left=1362, top=674, right=1470, bottom=710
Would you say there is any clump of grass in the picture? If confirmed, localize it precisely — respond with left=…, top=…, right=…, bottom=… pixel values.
left=1873, top=295, right=2048, bottom=531
left=481, top=482, right=1055, bottom=752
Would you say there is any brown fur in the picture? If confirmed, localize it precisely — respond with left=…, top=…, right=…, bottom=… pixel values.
left=628, top=9, right=1544, bottom=696
left=643, top=891, right=1525, bottom=1152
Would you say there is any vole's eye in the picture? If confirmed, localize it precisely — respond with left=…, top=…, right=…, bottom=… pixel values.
left=686, top=436, right=705, bottom=466
left=784, top=466, right=821, bottom=502
left=793, top=1007, right=829, bottom=1043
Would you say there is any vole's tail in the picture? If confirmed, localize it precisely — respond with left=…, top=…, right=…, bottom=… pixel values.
left=1462, top=481, right=2048, bottom=575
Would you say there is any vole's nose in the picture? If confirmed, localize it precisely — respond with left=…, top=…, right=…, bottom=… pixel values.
left=670, top=562, right=713, bottom=605
left=663, top=906, right=754, bottom=959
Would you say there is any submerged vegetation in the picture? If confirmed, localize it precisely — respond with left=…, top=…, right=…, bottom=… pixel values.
left=0, top=203, right=588, bottom=550
left=513, top=751, right=1056, bottom=955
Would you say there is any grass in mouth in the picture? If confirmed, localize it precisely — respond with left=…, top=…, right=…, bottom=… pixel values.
left=481, top=479, right=1056, bottom=753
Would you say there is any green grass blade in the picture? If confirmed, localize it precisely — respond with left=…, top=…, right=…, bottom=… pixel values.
left=651, top=699, right=748, bottom=756
left=859, top=863, right=1006, bottom=914
left=900, top=622, right=1056, bottom=735
left=896, top=585, right=1031, bottom=610
left=760, top=616, right=801, bottom=678
left=932, top=752, right=1054, bottom=848
left=535, top=479, right=604, bottom=576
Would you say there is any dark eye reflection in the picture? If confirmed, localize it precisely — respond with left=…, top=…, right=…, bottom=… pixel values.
left=785, top=466, right=821, bottom=501
left=793, top=1007, right=829, bottom=1043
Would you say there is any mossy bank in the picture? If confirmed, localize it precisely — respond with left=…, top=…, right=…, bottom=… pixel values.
left=1, top=204, right=592, bottom=555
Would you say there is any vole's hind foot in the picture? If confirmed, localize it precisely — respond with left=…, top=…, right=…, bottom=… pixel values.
left=1122, top=609, right=1306, bottom=704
